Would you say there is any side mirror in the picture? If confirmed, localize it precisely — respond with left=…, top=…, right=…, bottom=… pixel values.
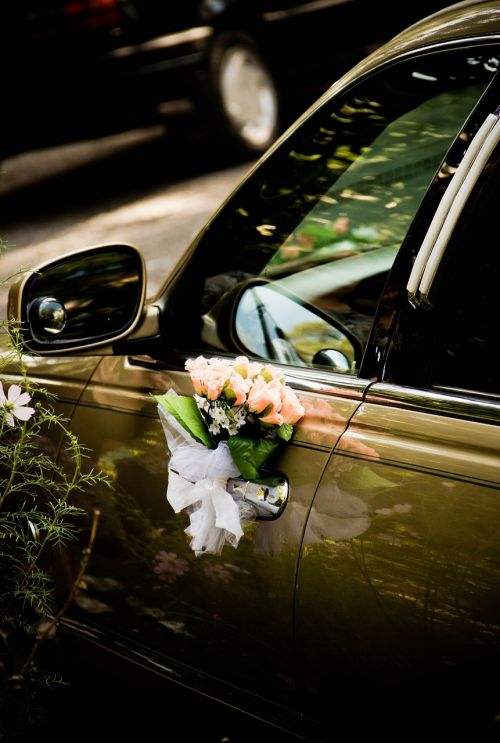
left=311, top=348, right=352, bottom=371
left=234, top=282, right=362, bottom=371
left=8, top=244, right=147, bottom=354
left=201, top=277, right=362, bottom=371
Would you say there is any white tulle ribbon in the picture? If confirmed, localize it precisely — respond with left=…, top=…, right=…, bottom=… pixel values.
left=157, top=403, right=244, bottom=555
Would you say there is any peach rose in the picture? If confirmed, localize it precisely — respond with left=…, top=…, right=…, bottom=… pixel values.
left=186, top=356, right=209, bottom=394
left=209, top=357, right=233, bottom=374
left=204, top=368, right=230, bottom=400
left=225, top=372, right=251, bottom=405
left=260, top=364, right=284, bottom=383
left=185, top=355, right=208, bottom=373
left=247, top=378, right=281, bottom=415
left=186, top=356, right=234, bottom=399
left=233, top=356, right=264, bottom=380
left=280, top=385, right=305, bottom=424
left=259, top=408, right=284, bottom=426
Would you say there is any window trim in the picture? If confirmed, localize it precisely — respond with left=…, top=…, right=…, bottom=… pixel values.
left=369, top=53, right=500, bottom=387
left=407, top=110, right=500, bottom=308
left=366, top=382, right=500, bottom=426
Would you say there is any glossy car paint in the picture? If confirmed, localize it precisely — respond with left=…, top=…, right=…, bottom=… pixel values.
left=61, top=357, right=365, bottom=720
left=298, top=384, right=500, bottom=727
left=4, top=1, right=500, bottom=738
left=0, top=352, right=99, bottom=414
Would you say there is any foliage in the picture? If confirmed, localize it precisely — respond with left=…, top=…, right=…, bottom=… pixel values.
left=0, top=251, right=107, bottom=738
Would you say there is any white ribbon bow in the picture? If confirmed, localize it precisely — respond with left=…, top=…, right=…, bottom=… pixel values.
left=158, top=402, right=243, bottom=555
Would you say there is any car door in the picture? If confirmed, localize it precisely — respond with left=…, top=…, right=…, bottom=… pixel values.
left=64, top=350, right=360, bottom=730
left=61, top=39, right=500, bottom=732
left=295, top=69, right=500, bottom=735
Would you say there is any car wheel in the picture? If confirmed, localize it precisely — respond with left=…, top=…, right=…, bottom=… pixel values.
left=208, top=33, right=280, bottom=156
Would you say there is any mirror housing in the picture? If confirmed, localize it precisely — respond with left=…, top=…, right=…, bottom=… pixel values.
left=8, top=244, right=149, bottom=354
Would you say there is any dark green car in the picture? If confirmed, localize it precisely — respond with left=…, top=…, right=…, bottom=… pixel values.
left=4, top=0, right=500, bottom=738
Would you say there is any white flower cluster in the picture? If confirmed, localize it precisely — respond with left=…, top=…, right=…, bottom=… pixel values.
left=194, top=394, right=247, bottom=436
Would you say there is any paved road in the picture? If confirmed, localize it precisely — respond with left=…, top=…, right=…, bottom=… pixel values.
left=0, top=126, right=255, bottom=318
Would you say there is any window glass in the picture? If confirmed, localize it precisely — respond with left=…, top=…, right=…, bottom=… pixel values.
left=171, top=48, right=498, bottom=372
left=429, top=145, right=500, bottom=397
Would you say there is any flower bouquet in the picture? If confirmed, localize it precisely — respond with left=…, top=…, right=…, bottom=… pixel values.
left=154, top=356, right=304, bottom=555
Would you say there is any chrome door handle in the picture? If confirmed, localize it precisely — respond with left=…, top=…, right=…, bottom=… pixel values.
left=226, top=476, right=289, bottom=520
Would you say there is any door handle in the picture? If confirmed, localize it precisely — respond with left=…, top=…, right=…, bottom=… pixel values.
left=226, top=476, right=289, bottom=520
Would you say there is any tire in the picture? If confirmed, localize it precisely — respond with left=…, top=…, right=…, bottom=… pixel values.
left=207, top=33, right=280, bottom=156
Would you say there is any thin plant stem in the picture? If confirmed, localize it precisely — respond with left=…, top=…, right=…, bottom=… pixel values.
left=17, top=508, right=101, bottom=679
left=0, top=423, right=27, bottom=509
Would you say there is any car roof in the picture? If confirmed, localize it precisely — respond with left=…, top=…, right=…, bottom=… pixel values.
left=337, top=0, right=500, bottom=89
left=257, top=1, right=500, bottom=162
left=366, top=0, right=500, bottom=63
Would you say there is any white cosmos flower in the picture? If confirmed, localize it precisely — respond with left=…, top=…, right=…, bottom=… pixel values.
left=0, top=382, right=36, bottom=427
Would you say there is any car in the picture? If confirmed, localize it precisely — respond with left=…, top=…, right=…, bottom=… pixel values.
left=2, top=0, right=451, bottom=160
left=4, top=0, right=500, bottom=738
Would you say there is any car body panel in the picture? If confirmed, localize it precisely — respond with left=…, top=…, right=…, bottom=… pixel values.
left=340, top=397, right=500, bottom=482
left=297, top=387, right=500, bottom=728
left=60, top=355, right=367, bottom=717
left=0, top=334, right=99, bottom=407
left=5, top=1, right=500, bottom=737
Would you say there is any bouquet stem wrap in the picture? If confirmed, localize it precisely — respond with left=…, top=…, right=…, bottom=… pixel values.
left=158, top=399, right=243, bottom=555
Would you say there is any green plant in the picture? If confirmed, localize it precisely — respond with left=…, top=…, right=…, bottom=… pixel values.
left=0, top=254, right=107, bottom=737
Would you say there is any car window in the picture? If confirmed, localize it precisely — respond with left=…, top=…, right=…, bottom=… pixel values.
left=427, top=144, right=500, bottom=398
left=169, top=47, right=499, bottom=372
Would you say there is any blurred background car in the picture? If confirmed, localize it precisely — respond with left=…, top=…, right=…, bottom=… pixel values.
left=3, top=0, right=453, bottom=159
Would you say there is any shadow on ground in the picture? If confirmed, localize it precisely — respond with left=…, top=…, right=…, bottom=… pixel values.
left=0, top=122, right=254, bottom=225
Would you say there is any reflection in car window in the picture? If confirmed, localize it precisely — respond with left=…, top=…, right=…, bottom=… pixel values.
left=234, top=282, right=359, bottom=368
left=257, top=88, right=486, bottom=358
left=262, top=90, right=477, bottom=279
left=171, top=48, right=499, bottom=372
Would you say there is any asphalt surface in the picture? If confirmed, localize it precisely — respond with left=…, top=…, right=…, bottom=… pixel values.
left=0, top=125, right=255, bottom=319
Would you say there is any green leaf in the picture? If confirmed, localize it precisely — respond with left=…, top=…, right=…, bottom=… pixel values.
left=277, top=423, right=293, bottom=442
left=228, top=435, right=281, bottom=480
left=153, top=392, right=213, bottom=449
